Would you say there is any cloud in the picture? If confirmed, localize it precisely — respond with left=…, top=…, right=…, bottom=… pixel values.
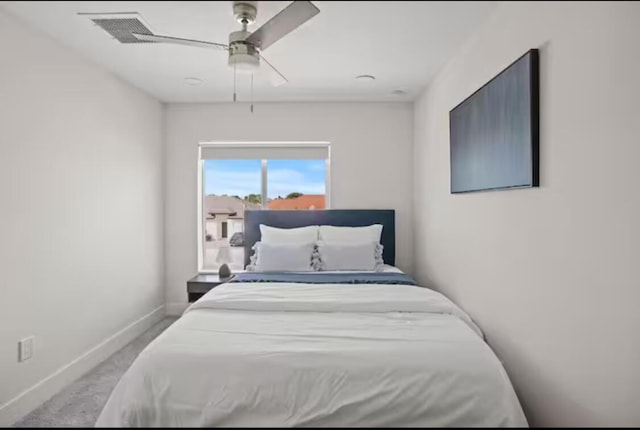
left=205, top=169, right=260, bottom=197
left=268, top=180, right=325, bottom=198
left=205, top=167, right=325, bottom=198
left=268, top=168, right=325, bottom=197
left=307, top=160, right=327, bottom=172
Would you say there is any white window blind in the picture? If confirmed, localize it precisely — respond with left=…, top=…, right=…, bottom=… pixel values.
left=200, top=143, right=329, bottom=160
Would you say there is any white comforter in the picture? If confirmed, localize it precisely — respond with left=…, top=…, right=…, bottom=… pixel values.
left=96, top=282, right=527, bottom=427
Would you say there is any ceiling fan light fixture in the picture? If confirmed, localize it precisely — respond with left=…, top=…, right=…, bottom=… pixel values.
left=229, top=53, right=260, bottom=72
left=228, top=31, right=260, bottom=73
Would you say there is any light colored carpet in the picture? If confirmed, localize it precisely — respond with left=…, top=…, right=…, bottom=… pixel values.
left=14, top=317, right=177, bottom=428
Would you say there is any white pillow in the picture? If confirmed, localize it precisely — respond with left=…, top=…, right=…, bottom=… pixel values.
left=318, top=224, right=383, bottom=244
left=315, top=241, right=384, bottom=272
left=259, top=224, right=319, bottom=244
left=247, top=242, right=316, bottom=272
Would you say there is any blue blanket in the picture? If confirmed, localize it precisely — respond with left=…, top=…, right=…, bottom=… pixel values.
left=228, top=271, right=418, bottom=286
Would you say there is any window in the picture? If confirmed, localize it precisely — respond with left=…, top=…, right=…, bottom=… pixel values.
left=266, top=160, right=326, bottom=210
left=198, top=143, right=330, bottom=272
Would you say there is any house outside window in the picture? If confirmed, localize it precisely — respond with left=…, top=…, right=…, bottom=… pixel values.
left=198, top=143, right=330, bottom=272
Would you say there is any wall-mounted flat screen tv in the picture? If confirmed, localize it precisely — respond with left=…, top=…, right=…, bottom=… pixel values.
left=449, top=49, right=539, bottom=193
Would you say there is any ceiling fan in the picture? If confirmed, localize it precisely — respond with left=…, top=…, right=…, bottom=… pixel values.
left=132, top=1, right=320, bottom=88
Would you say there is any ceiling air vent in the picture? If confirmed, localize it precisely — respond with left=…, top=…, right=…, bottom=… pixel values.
left=78, top=12, right=155, bottom=44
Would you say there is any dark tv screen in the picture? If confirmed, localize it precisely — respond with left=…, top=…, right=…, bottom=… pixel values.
left=449, top=49, right=539, bottom=193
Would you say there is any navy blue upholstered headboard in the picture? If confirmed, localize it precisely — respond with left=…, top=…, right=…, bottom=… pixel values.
left=244, top=210, right=395, bottom=267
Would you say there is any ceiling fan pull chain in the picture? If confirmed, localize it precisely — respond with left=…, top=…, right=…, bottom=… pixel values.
left=233, top=61, right=237, bottom=102
left=250, top=73, right=254, bottom=113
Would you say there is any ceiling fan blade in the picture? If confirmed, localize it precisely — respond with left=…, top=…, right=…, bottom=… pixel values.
left=132, top=33, right=228, bottom=50
left=260, top=54, right=288, bottom=87
left=245, top=1, right=319, bottom=51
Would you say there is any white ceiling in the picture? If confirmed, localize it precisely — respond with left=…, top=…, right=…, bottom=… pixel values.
left=1, top=1, right=497, bottom=103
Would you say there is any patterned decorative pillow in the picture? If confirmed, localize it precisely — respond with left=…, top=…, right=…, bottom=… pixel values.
left=374, top=242, right=384, bottom=267
left=246, top=242, right=260, bottom=271
left=246, top=241, right=316, bottom=272
left=315, top=241, right=384, bottom=272
left=311, top=245, right=323, bottom=271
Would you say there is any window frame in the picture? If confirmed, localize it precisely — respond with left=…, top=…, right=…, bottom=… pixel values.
left=197, top=142, right=331, bottom=274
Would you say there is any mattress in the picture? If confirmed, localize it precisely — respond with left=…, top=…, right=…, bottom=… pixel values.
left=96, top=278, right=527, bottom=427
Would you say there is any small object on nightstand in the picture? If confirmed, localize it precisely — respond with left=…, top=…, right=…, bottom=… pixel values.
left=218, top=263, right=231, bottom=278
left=216, top=247, right=233, bottom=278
left=187, top=274, right=231, bottom=303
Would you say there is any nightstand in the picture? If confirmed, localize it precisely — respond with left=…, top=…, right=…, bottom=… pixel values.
left=187, top=274, right=231, bottom=303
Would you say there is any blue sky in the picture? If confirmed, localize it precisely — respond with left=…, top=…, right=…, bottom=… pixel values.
left=205, top=159, right=326, bottom=198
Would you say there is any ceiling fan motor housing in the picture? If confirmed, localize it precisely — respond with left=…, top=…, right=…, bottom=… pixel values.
left=228, top=30, right=259, bottom=71
left=233, top=1, right=257, bottom=25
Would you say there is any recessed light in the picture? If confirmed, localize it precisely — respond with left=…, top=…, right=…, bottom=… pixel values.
left=355, top=74, right=376, bottom=81
left=184, top=77, right=203, bottom=86
left=392, top=89, right=407, bottom=96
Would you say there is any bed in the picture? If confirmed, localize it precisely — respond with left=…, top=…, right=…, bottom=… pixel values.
left=96, top=210, right=527, bottom=427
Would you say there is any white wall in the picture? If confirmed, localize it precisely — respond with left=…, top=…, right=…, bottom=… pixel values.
left=413, top=1, right=640, bottom=427
left=0, top=9, right=164, bottom=424
left=165, top=103, right=413, bottom=308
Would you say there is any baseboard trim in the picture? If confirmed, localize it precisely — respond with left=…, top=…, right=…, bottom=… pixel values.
left=0, top=305, right=165, bottom=427
left=166, top=302, right=189, bottom=316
